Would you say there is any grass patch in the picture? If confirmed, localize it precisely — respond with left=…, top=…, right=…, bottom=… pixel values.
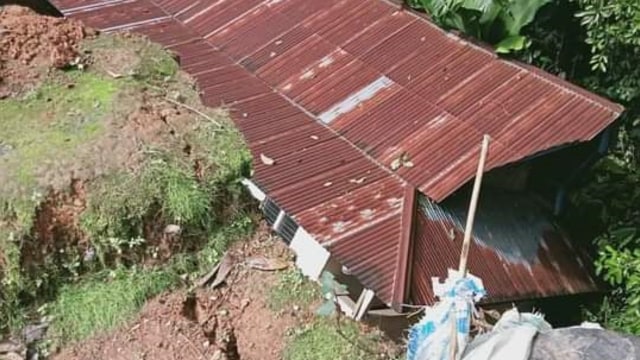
left=51, top=267, right=177, bottom=344
left=284, top=319, right=378, bottom=360
left=49, top=214, right=254, bottom=345
left=0, top=72, right=120, bottom=193
left=268, top=269, right=321, bottom=312
left=82, top=34, right=179, bottom=84
left=0, top=72, right=119, bottom=194
left=0, top=31, right=251, bottom=339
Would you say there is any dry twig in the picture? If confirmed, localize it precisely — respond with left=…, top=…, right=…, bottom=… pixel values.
left=165, top=97, right=222, bottom=127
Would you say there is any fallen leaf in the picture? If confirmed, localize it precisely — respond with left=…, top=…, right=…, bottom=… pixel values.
left=245, top=256, right=289, bottom=271
left=260, top=153, right=276, bottom=166
left=390, top=158, right=402, bottom=171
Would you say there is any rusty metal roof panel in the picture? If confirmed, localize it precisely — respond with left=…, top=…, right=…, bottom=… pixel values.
left=168, top=40, right=232, bottom=73
left=149, top=0, right=186, bottom=15
left=69, top=0, right=167, bottom=31
left=306, top=0, right=392, bottom=46
left=239, top=24, right=315, bottom=72
left=360, top=20, right=448, bottom=75
left=329, top=212, right=403, bottom=304
left=296, top=176, right=404, bottom=243
left=205, top=5, right=294, bottom=61
left=341, top=10, right=416, bottom=56
left=50, top=0, right=130, bottom=15
left=184, top=0, right=264, bottom=37
left=271, top=157, right=388, bottom=214
left=55, top=0, right=621, bottom=307
left=292, top=60, right=382, bottom=115
left=256, top=35, right=337, bottom=86
left=133, top=20, right=199, bottom=48
left=412, top=193, right=600, bottom=305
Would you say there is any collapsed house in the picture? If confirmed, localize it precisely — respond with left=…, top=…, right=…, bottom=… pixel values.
left=48, top=0, right=623, bottom=318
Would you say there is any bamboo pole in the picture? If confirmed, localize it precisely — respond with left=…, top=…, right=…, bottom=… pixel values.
left=450, top=134, right=490, bottom=360
left=458, top=134, right=490, bottom=276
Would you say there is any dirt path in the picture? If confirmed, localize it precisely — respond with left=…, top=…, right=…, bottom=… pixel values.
left=53, top=231, right=308, bottom=360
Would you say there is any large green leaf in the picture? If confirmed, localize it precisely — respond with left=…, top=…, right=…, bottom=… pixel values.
left=495, top=34, right=527, bottom=53
left=461, top=0, right=501, bottom=13
left=502, top=0, right=552, bottom=35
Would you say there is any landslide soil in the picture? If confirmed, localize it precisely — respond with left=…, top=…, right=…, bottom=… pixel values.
left=0, top=5, right=207, bottom=274
left=53, top=228, right=306, bottom=360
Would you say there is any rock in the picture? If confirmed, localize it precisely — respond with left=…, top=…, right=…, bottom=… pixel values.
left=531, top=328, right=640, bottom=360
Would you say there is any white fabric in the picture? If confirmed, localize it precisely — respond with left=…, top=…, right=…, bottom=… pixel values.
left=463, top=308, right=552, bottom=360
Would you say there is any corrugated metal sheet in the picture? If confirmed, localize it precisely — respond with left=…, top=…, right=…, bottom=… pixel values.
left=48, top=0, right=621, bottom=307
left=412, top=192, right=600, bottom=304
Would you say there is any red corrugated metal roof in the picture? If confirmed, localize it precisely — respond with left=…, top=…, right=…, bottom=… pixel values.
left=412, top=194, right=601, bottom=305
left=48, top=0, right=621, bottom=307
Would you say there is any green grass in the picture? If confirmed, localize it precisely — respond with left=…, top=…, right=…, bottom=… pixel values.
left=50, top=267, right=178, bottom=344
left=0, top=31, right=252, bottom=343
left=49, top=214, right=254, bottom=345
left=283, top=319, right=375, bottom=360
left=0, top=72, right=120, bottom=193
left=268, top=269, right=321, bottom=312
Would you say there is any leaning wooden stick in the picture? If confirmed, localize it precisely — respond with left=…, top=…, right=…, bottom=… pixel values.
left=450, top=134, right=490, bottom=360
left=459, top=134, right=490, bottom=276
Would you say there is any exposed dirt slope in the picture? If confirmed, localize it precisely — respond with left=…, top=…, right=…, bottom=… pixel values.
left=0, top=5, right=94, bottom=97
left=53, top=230, right=304, bottom=360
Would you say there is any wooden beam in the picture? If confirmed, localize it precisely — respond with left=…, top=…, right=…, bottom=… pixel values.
left=391, top=186, right=417, bottom=312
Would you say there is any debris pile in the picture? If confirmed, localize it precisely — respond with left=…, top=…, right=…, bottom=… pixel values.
left=0, top=6, right=93, bottom=69
left=0, top=5, right=94, bottom=97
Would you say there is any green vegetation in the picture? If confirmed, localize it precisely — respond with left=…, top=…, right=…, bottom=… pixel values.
left=268, top=269, right=321, bottom=312
left=51, top=267, right=177, bottom=343
left=0, top=73, right=118, bottom=193
left=283, top=318, right=392, bottom=360
left=0, top=32, right=252, bottom=340
left=50, top=214, right=254, bottom=344
left=284, top=319, right=365, bottom=360
left=405, top=0, right=640, bottom=335
left=406, top=0, right=552, bottom=53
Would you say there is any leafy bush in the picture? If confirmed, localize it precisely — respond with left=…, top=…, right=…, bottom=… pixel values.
left=406, top=0, right=552, bottom=53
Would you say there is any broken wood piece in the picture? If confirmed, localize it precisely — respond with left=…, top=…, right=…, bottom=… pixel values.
left=104, top=69, right=122, bottom=78
left=193, top=251, right=234, bottom=289
left=211, top=252, right=235, bottom=289
left=194, top=262, right=221, bottom=289
left=245, top=256, right=289, bottom=271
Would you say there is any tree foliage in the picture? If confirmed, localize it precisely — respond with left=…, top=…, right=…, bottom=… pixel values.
left=407, top=0, right=552, bottom=52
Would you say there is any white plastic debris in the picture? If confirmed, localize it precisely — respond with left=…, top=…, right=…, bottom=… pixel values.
left=463, top=308, right=551, bottom=360
left=407, top=269, right=486, bottom=360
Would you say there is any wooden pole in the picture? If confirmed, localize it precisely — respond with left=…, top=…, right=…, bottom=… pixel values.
left=458, top=134, right=490, bottom=276
left=450, top=135, right=490, bottom=360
